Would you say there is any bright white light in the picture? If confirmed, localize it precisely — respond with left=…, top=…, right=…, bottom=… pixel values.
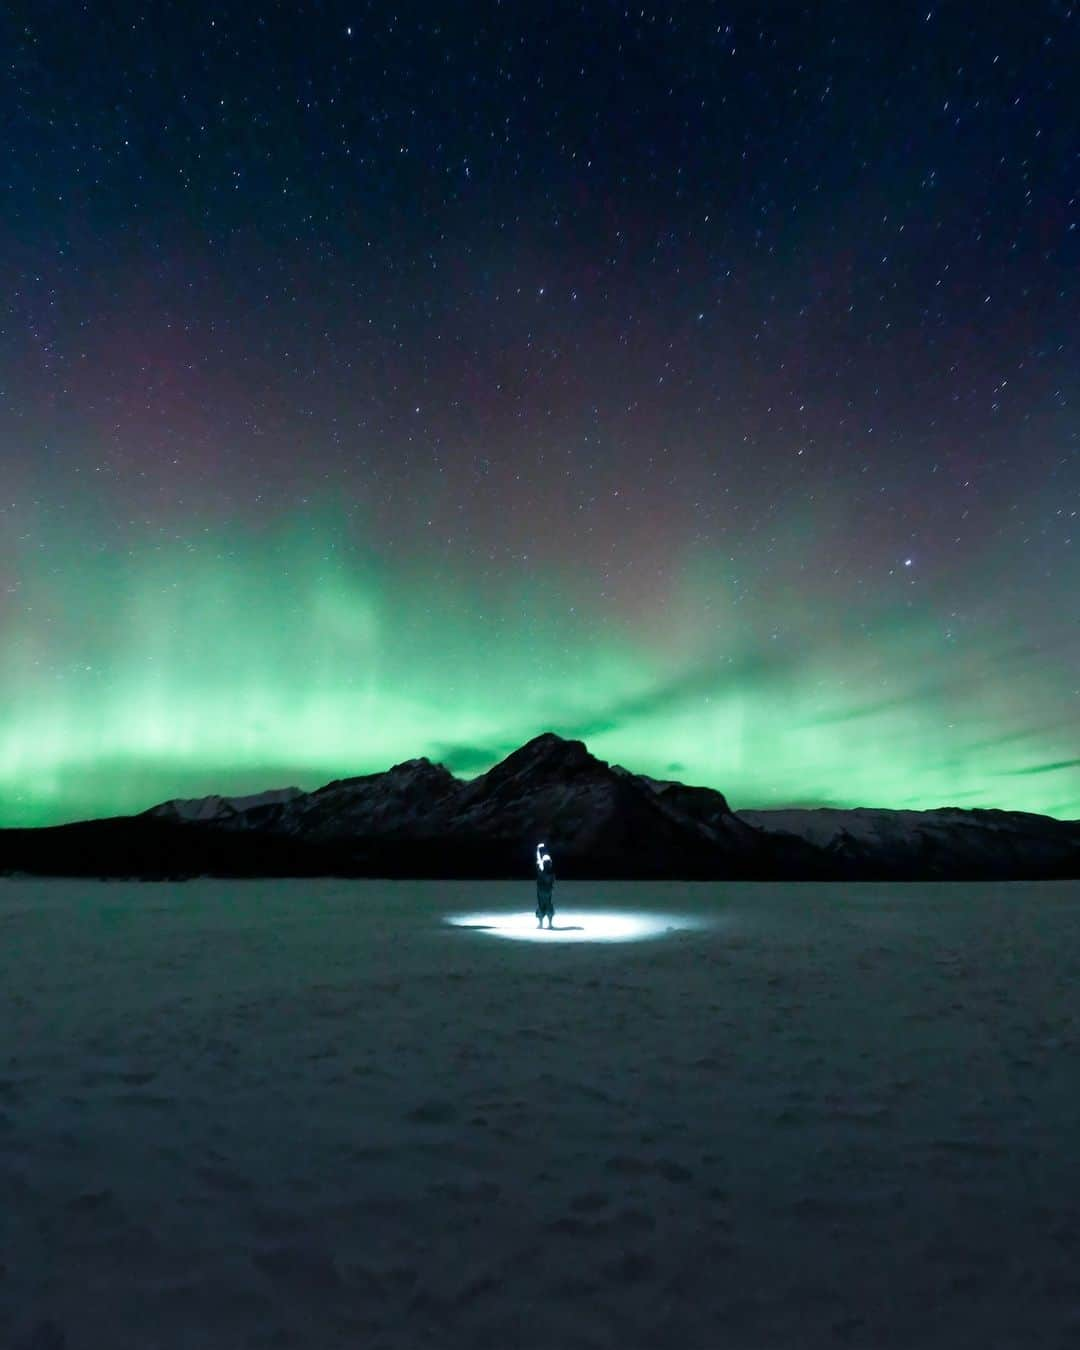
left=444, top=910, right=710, bottom=944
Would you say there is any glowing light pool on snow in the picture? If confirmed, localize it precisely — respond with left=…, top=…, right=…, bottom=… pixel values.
left=444, top=910, right=711, bottom=943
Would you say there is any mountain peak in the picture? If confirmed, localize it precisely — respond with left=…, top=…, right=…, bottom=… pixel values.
left=387, top=756, right=440, bottom=774
left=519, top=730, right=572, bottom=749
left=499, top=731, right=598, bottom=773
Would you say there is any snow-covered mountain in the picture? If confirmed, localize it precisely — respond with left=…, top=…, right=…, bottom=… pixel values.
left=127, top=733, right=822, bottom=878
left=3, top=733, right=1077, bottom=879
left=241, top=758, right=461, bottom=841
left=147, top=786, right=306, bottom=824
left=139, top=734, right=791, bottom=876
left=145, top=760, right=459, bottom=839
left=415, top=733, right=788, bottom=875
left=737, top=805, right=1080, bottom=880
left=134, top=735, right=1080, bottom=879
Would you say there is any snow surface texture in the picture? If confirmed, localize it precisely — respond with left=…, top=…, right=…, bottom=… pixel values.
left=1, top=878, right=1079, bottom=1349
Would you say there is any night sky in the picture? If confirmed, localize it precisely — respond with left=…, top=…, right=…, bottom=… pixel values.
left=1, top=2, right=1076, bottom=828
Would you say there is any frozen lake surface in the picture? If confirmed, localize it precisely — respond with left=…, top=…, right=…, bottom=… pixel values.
left=2, top=877, right=1079, bottom=1349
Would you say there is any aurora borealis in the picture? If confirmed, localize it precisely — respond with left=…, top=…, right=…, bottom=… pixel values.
left=1, top=3, right=1076, bottom=828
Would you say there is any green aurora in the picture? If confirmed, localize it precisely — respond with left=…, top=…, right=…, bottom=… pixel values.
left=3, top=498, right=1076, bottom=828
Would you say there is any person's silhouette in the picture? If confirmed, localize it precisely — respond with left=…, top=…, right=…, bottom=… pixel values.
left=535, top=843, right=555, bottom=929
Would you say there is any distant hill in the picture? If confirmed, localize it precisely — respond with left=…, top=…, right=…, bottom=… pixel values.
left=2, top=733, right=1077, bottom=880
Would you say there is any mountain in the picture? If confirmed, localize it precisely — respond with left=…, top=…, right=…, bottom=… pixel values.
left=145, top=760, right=459, bottom=840
left=148, top=786, right=306, bottom=824
left=408, top=733, right=813, bottom=878
left=1, top=733, right=1077, bottom=880
left=146, top=733, right=806, bottom=878
left=737, top=805, right=1080, bottom=881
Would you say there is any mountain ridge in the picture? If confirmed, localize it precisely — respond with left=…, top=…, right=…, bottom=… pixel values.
left=1, top=732, right=1077, bottom=880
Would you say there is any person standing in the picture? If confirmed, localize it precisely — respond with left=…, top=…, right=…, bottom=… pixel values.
left=535, top=842, right=555, bottom=928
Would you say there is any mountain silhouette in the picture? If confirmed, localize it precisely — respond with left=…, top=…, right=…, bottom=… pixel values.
left=1, top=732, right=1076, bottom=880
